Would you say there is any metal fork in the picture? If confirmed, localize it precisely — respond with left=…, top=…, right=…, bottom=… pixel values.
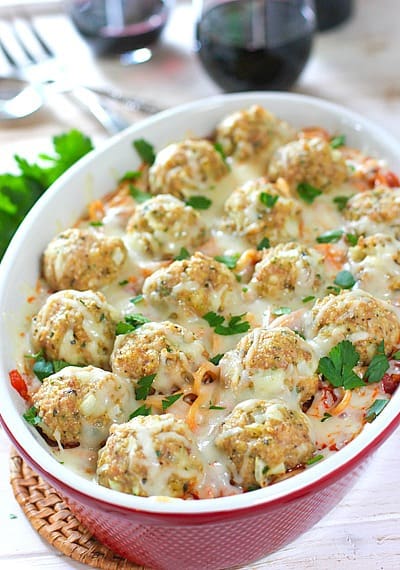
left=0, top=14, right=161, bottom=132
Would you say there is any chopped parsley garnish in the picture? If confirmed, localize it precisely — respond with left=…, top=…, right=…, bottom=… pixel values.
left=185, top=195, right=212, bottom=210
left=302, top=295, right=315, bottom=303
left=316, top=229, right=343, bottom=244
left=210, top=353, right=224, bottom=365
left=162, top=393, right=183, bottom=410
left=363, top=341, right=389, bottom=383
left=129, top=404, right=152, bottom=419
left=214, top=142, right=229, bottom=165
left=119, top=279, right=129, bottom=286
left=129, top=184, right=152, bottom=203
left=334, top=270, right=356, bottom=289
left=318, top=340, right=365, bottom=390
left=119, top=170, right=142, bottom=183
left=203, top=311, right=251, bottom=336
left=297, top=182, right=322, bottom=204
left=116, top=313, right=150, bottom=335
left=89, top=220, right=103, bottom=227
left=326, top=285, right=341, bottom=295
left=23, top=406, right=41, bottom=425
left=330, top=134, right=346, bottom=149
left=306, top=454, right=324, bottom=465
left=346, top=233, right=358, bottom=246
left=30, top=353, right=73, bottom=381
left=135, top=373, right=156, bottom=400
left=133, top=138, right=155, bottom=165
left=214, top=253, right=240, bottom=269
left=130, top=294, right=144, bottom=305
left=272, top=306, right=292, bottom=316
left=209, top=403, right=226, bottom=410
left=365, top=399, right=389, bottom=423
left=333, top=195, right=351, bottom=211
left=392, top=350, right=400, bottom=360
left=9, top=514, right=17, bottom=519
left=174, top=247, right=191, bottom=261
left=260, top=192, right=279, bottom=208
left=321, top=412, right=332, bottom=422
left=256, top=237, right=271, bottom=251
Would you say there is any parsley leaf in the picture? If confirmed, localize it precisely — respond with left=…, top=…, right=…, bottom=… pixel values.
left=334, top=270, right=356, bottom=289
left=365, top=399, right=389, bottom=423
left=0, top=130, right=93, bottom=260
left=210, top=353, right=224, bottom=365
left=256, top=237, right=271, bottom=250
left=130, top=294, right=144, bottom=305
left=203, top=312, right=250, bottom=336
left=32, top=355, right=73, bottom=381
left=346, top=233, right=359, bottom=246
left=185, top=195, right=212, bottom=210
left=272, top=306, right=291, bottom=316
left=316, top=229, right=344, bottom=244
left=174, top=247, right=191, bottom=260
left=302, top=295, right=315, bottom=303
left=209, top=403, right=226, bottom=410
left=306, top=454, right=324, bottom=465
left=260, top=192, right=279, bottom=208
left=135, top=373, right=156, bottom=400
left=119, top=170, right=142, bottom=183
left=129, top=404, right=152, bottom=419
left=23, top=406, right=41, bottom=425
left=297, top=182, right=322, bottom=204
left=116, top=313, right=150, bottom=335
left=133, top=138, right=155, bottom=165
left=129, top=184, right=152, bottom=203
left=330, top=135, right=346, bottom=149
left=318, top=340, right=365, bottom=390
left=162, top=393, right=183, bottom=410
left=214, top=142, right=229, bottom=165
left=321, top=412, right=332, bottom=422
left=392, top=350, right=400, bottom=360
left=363, top=341, right=389, bottom=384
left=214, top=253, right=240, bottom=269
left=333, top=195, right=352, bottom=212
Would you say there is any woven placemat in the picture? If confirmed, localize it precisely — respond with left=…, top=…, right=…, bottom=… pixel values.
left=9, top=448, right=144, bottom=569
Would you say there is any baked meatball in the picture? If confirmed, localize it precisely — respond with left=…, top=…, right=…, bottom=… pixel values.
left=32, top=366, right=133, bottom=448
left=306, top=289, right=400, bottom=363
left=348, top=233, right=400, bottom=294
left=42, top=228, right=127, bottom=291
left=249, top=242, right=326, bottom=302
left=31, top=290, right=117, bottom=369
left=126, top=194, right=208, bottom=259
left=215, top=399, right=315, bottom=490
left=111, top=321, right=209, bottom=394
left=268, top=137, right=348, bottom=192
left=143, top=252, right=239, bottom=316
left=344, top=186, right=400, bottom=236
left=97, top=414, right=205, bottom=497
left=223, top=178, right=302, bottom=246
left=215, top=105, right=295, bottom=162
left=220, top=327, right=319, bottom=405
left=148, top=139, right=229, bottom=199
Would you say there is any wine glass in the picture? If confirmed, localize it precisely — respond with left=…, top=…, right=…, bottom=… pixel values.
left=194, top=0, right=316, bottom=92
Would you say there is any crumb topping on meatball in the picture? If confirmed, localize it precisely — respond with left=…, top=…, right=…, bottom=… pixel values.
left=31, top=290, right=117, bottom=369
left=43, top=228, right=127, bottom=291
left=268, top=137, right=348, bottom=192
left=97, top=414, right=205, bottom=497
left=344, top=186, right=400, bottom=236
left=126, top=194, right=208, bottom=259
left=223, top=177, right=302, bottom=246
left=215, top=398, right=315, bottom=489
left=148, top=139, right=229, bottom=199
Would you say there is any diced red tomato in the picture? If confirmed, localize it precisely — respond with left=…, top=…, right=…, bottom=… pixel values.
left=381, top=372, right=400, bottom=395
left=9, top=369, right=29, bottom=401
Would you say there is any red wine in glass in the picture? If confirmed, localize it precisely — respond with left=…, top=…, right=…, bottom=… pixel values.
left=69, top=0, right=170, bottom=56
left=196, top=0, right=315, bottom=92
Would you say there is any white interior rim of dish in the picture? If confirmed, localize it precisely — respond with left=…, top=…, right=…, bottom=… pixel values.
left=1, top=91, right=400, bottom=516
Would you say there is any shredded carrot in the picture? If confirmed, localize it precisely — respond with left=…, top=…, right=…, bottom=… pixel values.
left=26, top=296, right=36, bottom=304
left=330, top=389, right=352, bottom=415
left=193, top=362, right=219, bottom=395
left=315, top=243, right=346, bottom=271
left=186, top=393, right=207, bottom=431
left=88, top=200, right=105, bottom=221
left=235, top=249, right=261, bottom=273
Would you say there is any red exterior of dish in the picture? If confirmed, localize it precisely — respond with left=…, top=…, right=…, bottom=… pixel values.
left=2, top=412, right=399, bottom=570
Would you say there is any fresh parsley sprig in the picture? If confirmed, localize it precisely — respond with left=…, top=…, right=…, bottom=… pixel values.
left=116, top=313, right=150, bottom=335
left=318, top=340, right=365, bottom=390
left=133, top=138, right=156, bottom=165
left=135, top=373, right=156, bottom=400
left=297, top=182, right=322, bottom=204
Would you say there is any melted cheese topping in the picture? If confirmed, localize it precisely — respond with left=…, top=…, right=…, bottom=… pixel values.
left=20, top=107, right=400, bottom=499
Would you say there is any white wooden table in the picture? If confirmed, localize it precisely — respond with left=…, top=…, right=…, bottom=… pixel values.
left=1, top=1, right=399, bottom=568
